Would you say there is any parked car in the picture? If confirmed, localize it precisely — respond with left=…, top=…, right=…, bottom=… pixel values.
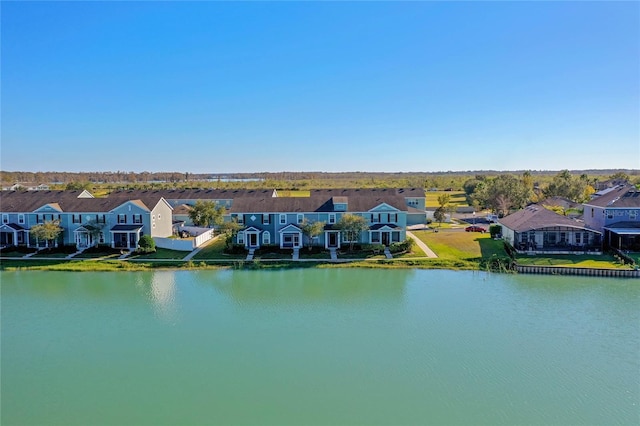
left=465, top=225, right=487, bottom=233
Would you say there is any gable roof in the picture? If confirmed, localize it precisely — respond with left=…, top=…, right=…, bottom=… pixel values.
left=584, top=185, right=640, bottom=208
left=0, top=190, right=163, bottom=213
left=107, top=188, right=275, bottom=201
left=499, top=205, right=598, bottom=233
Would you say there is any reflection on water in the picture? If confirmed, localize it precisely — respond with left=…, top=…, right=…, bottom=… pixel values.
left=203, top=268, right=414, bottom=305
left=1, top=269, right=638, bottom=426
left=147, top=271, right=179, bottom=323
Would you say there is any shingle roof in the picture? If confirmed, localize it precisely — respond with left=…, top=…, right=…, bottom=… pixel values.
left=585, top=185, right=640, bottom=208
left=0, top=190, right=159, bottom=213
left=499, top=205, right=596, bottom=233
left=229, top=193, right=407, bottom=213
left=309, top=188, right=424, bottom=198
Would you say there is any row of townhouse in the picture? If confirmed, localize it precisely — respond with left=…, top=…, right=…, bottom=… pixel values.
left=108, top=188, right=426, bottom=250
left=0, top=188, right=427, bottom=251
left=499, top=184, right=640, bottom=254
left=0, top=190, right=172, bottom=249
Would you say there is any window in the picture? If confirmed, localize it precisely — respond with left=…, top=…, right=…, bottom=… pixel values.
left=237, top=232, right=244, bottom=244
left=97, top=215, right=106, bottom=224
left=297, top=214, right=304, bottom=224
left=133, top=214, right=142, bottom=224
left=371, top=214, right=379, bottom=223
left=591, top=208, right=594, bottom=218
left=279, top=214, right=286, bottom=225
left=2, top=214, right=8, bottom=224
left=371, top=231, right=380, bottom=243
left=263, top=214, right=270, bottom=225
left=575, top=233, right=581, bottom=244
left=36, top=214, right=43, bottom=224
left=72, top=214, right=81, bottom=224
left=18, top=214, right=25, bottom=224
left=99, top=232, right=105, bottom=244
left=263, top=231, right=271, bottom=245
left=118, top=214, right=127, bottom=224
left=389, top=213, right=397, bottom=223
left=237, top=215, right=244, bottom=224
left=329, top=214, right=336, bottom=224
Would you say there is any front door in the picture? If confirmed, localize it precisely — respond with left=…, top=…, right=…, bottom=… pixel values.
left=129, top=233, right=137, bottom=249
left=249, top=233, right=258, bottom=247
left=382, top=232, right=390, bottom=246
left=328, top=232, right=337, bottom=248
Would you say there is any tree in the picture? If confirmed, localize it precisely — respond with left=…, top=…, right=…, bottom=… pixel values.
left=301, top=219, right=325, bottom=250
left=220, top=220, right=242, bottom=248
left=473, top=174, right=533, bottom=215
left=188, top=201, right=225, bottom=228
left=433, top=206, right=446, bottom=228
left=30, top=220, right=62, bottom=247
left=437, top=193, right=450, bottom=209
left=138, top=235, right=156, bottom=253
left=335, top=214, right=369, bottom=251
left=544, top=170, right=594, bottom=203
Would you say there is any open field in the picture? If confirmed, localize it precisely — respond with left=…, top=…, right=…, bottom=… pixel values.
left=425, top=191, right=469, bottom=208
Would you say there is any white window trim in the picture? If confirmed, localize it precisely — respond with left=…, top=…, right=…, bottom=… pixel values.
left=263, top=214, right=270, bottom=225
left=18, top=214, right=25, bottom=224
left=237, top=231, right=244, bottom=244
left=263, top=231, right=271, bottom=245
left=279, top=214, right=286, bottom=225
left=329, top=213, right=336, bottom=224
left=297, top=214, right=304, bottom=224
left=2, top=214, right=8, bottom=224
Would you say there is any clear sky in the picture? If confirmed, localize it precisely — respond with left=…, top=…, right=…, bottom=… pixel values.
left=2, top=1, right=638, bottom=173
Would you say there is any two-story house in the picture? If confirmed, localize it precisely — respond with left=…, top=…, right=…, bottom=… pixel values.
left=583, top=185, right=640, bottom=251
left=229, top=190, right=408, bottom=250
left=0, top=190, right=173, bottom=250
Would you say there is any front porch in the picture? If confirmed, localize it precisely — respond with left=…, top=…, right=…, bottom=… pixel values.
left=369, top=224, right=402, bottom=246
left=110, top=225, right=143, bottom=250
left=279, top=224, right=302, bottom=249
left=74, top=225, right=103, bottom=249
left=0, top=223, right=29, bottom=247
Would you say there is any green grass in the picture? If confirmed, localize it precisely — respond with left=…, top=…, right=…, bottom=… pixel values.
left=515, top=254, right=629, bottom=269
left=0, top=250, right=30, bottom=258
left=31, top=252, right=72, bottom=258
left=128, top=248, right=187, bottom=260
left=192, top=238, right=247, bottom=260
left=412, top=230, right=506, bottom=261
left=425, top=191, right=469, bottom=208
left=73, top=251, right=121, bottom=259
left=298, top=250, right=332, bottom=259
left=627, top=253, right=640, bottom=264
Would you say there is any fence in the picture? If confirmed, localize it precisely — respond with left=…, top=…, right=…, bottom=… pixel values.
left=155, top=227, right=215, bottom=252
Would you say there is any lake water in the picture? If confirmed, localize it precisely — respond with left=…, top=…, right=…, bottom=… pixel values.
left=1, top=269, right=638, bottom=425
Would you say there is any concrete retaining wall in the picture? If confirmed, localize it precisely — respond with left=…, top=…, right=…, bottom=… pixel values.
left=515, top=264, right=640, bottom=278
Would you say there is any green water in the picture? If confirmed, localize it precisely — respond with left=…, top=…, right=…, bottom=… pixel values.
left=1, top=269, right=638, bottom=425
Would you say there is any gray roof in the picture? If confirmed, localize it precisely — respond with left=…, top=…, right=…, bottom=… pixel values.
left=585, top=185, right=640, bottom=208
left=110, top=224, right=144, bottom=231
left=0, top=190, right=162, bottom=213
left=230, top=193, right=407, bottom=213
left=499, top=205, right=597, bottom=233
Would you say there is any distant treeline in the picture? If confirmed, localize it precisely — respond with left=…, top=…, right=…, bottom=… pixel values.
left=1, top=169, right=638, bottom=191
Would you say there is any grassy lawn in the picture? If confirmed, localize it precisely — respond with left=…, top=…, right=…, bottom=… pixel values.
left=298, top=250, right=332, bottom=260
left=192, top=238, right=247, bottom=260
left=425, top=191, right=469, bottom=208
left=0, top=250, right=31, bottom=258
left=73, top=251, right=121, bottom=259
left=412, top=230, right=506, bottom=260
left=31, top=251, right=73, bottom=258
left=129, top=248, right=188, bottom=260
left=515, top=254, right=629, bottom=269
left=627, top=253, right=640, bottom=264
left=255, top=250, right=291, bottom=260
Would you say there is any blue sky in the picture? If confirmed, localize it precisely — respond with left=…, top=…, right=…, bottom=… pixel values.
left=2, top=1, right=638, bottom=173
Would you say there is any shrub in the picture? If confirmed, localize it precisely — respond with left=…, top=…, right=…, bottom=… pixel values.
left=224, top=244, right=247, bottom=255
left=389, top=239, right=414, bottom=254
left=138, top=235, right=156, bottom=253
left=489, top=225, right=502, bottom=238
